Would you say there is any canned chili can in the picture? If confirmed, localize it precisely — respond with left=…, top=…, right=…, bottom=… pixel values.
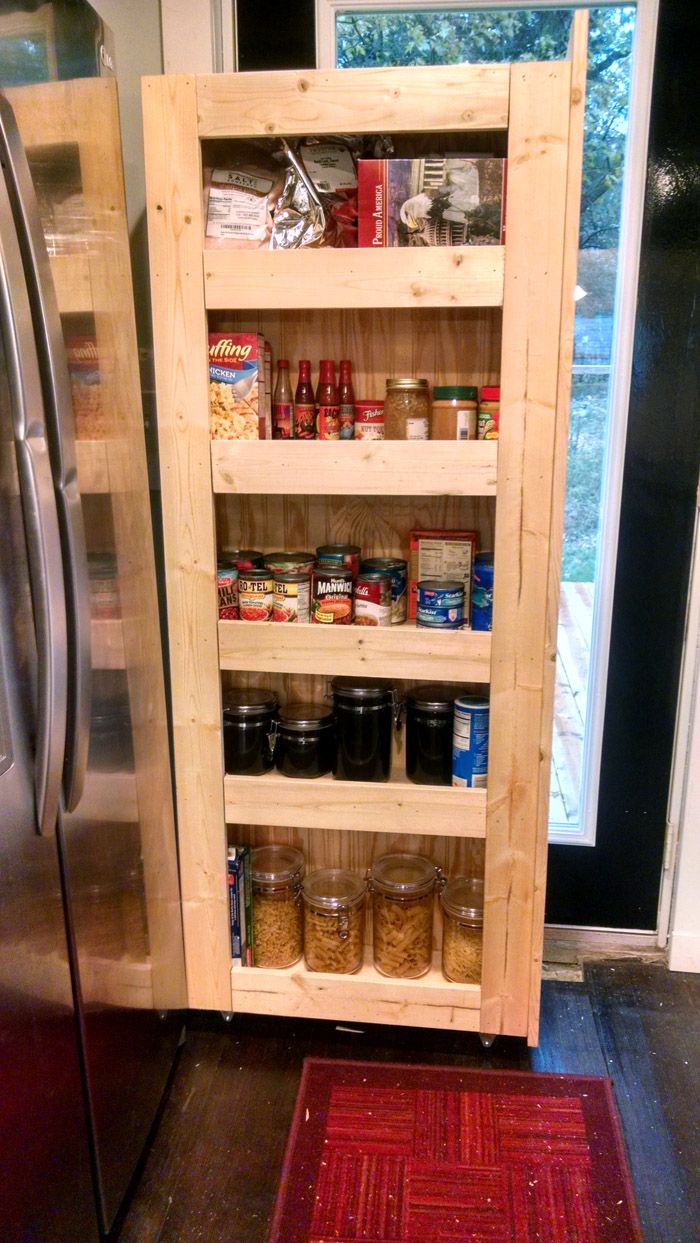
left=273, top=570, right=311, bottom=623
left=354, top=400, right=385, bottom=441
left=452, top=696, right=489, bottom=787
left=311, top=565, right=353, bottom=624
left=354, top=570, right=392, bottom=627
left=361, top=557, right=407, bottom=624
left=416, top=579, right=464, bottom=629
left=224, top=547, right=264, bottom=571
left=216, top=561, right=239, bottom=620
left=264, top=551, right=315, bottom=576
left=238, top=569, right=274, bottom=622
left=316, top=544, right=361, bottom=579
left=471, top=552, right=494, bottom=631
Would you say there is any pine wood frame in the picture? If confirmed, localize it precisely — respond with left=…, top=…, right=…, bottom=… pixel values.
left=143, top=46, right=585, bottom=1042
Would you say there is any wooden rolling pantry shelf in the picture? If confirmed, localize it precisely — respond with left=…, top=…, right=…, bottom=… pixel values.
left=143, top=40, right=586, bottom=1041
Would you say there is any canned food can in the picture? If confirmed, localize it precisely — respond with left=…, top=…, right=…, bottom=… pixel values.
left=354, top=400, right=385, bottom=441
left=222, top=547, right=264, bottom=571
left=316, top=544, right=361, bottom=579
left=471, top=553, right=494, bottom=632
left=452, top=697, right=489, bottom=788
left=217, top=562, right=239, bottom=620
left=273, top=571, right=311, bottom=623
left=360, top=557, right=407, bottom=624
left=311, top=565, right=354, bottom=624
left=264, top=551, right=315, bottom=576
left=354, top=571, right=392, bottom=627
left=238, top=569, right=274, bottom=622
left=416, top=579, right=464, bottom=629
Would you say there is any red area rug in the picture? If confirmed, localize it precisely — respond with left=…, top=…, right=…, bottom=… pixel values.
left=269, top=1059, right=642, bottom=1243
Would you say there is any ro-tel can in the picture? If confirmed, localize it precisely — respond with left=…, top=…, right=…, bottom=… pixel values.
left=311, top=564, right=354, bottom=624
left=216, top=559, right=239, bottom=619
left=452, top=696, right=489, bottom=788
left=471, top=552, right=494, bottom=631
left=360, top=557, right=407, bottom=624
left=416, top=579, right=464, bottom=630
left=273, top=570, right=311, bottom=623
left=354, top=570, right=392, bottom=627
left=264, top=551, right=315, bottom=576
left=354, top=400, right=385, bottom=441
left=316, top=544, right=361, bottom=579
left=238, top=568, right=274, bottom=621
left=225, top=547, right=264, bottom=571
left=478, top=386, right=500, bottom=440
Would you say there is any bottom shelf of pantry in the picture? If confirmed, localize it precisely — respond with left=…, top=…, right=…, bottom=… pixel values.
left=231, top=958, right=481, bottom=1032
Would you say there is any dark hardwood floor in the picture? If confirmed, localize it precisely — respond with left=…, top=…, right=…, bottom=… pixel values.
left=114, top=961, right=700, bottom=1243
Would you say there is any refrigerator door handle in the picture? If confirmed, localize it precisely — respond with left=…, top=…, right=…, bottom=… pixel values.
left=0, top=94, right=91, bottom=811
left=0, top=165, right=68, bottom=838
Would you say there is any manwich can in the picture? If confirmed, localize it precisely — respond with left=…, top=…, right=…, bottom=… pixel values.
left=316, top=544, right=361, bottom=579
left=311, top=565, right=354, bottom=624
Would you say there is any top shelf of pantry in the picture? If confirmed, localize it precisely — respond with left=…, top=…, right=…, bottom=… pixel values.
left=195, top=65, right=510, bottom=139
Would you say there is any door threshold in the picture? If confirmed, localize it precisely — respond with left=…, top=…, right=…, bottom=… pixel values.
left=543, top=924, right=664, bottom=967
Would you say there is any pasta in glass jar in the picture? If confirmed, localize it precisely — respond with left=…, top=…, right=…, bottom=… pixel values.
left=370, top=852, right=438, bottom=978
left=251, top=844, right=304, bottom=968
left=302, top=869, right=366, bottom=974
left=440, top=876, right=484, bottom=983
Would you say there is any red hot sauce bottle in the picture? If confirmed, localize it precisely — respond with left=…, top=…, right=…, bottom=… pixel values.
left=338, top=359, right=355, bottom=439
left=293, top=359, right=316, bottom=439
left=315, top=359, right=340, bottom=441
left=272, top=358, right=293, bottom=439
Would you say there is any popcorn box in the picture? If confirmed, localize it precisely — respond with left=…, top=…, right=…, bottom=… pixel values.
left=358, top=157, right=506, bottom=247
left=208, top=332, right=261, bottom=440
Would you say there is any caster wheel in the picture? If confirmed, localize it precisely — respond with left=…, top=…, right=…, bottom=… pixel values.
left=479, top=1032, right=497, bottom=1049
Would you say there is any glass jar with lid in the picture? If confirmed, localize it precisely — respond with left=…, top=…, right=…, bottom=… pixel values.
left=440, top=876, right=484, bottom=983
left=384, top=378, right=430, bottom=440
left=251, top=844, right=304, bottom=968
left=369, top=852, right=439, bottom=978
left=302, top=869, right=366, bottom=974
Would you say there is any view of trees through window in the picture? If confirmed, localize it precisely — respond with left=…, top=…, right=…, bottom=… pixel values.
left=336, top=7, right=636, bottom=827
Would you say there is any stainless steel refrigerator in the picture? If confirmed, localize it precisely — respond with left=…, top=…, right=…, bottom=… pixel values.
left=0, top=4, right=187, bottom=1238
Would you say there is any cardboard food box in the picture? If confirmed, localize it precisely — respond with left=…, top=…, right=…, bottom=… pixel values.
left=208, top=332, right=263, bottom=440
left=358, top=157, right=506, bottom=248
left=408, top=529, right=478, bottom=623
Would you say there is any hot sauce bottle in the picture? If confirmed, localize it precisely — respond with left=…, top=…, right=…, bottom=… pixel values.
left=338, top=359, right=355, bottom=439
left=272, top=358, right=293, bottom=439
left=315, top=359, right=340, bottom=440
left=293, top=359, right=316, bottom=439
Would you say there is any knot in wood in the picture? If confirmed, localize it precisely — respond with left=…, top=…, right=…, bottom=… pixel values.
left=297, top=78, right=310, bottom=92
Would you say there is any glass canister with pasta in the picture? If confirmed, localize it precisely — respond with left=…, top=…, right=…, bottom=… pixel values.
left=369, top=853, right=439, bottom=978
left=251, top=844, right=304, bottom=968
left=440, top=876, right=484, bottom=983
left=302, top=869, right=366, bottom=974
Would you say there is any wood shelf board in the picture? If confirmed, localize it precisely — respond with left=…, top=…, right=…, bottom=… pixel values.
left=76, top=440, right=109, bottom=493
left=211, top=440, right=498, bottom=497
left=224, top=771, right=486, bottom=837
left=195, top=64, right=510, bottom=138
left=204, top=246, right=505, bottom=311
left=50, top=253, right=92, bottom=314
left=219, top=619, right=491, bottom=682
left=231, top=958, right=480, bottom=1030
left=90, top=618, right=125, bottom=669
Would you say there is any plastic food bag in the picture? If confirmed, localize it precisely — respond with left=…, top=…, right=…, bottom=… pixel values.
left=203, top=142, right=285, bottom=249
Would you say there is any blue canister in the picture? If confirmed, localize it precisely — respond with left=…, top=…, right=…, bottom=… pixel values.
left=452, top=696, right=489, bottom=788
left=471, top=552, right=494, bottom=631
left=416, top=579, right=464, bottom=629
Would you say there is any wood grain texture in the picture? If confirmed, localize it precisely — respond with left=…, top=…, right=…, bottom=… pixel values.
left=481, top=63, right=573, bottom=1041
left=75, top=440, right=109, bottom=493
left=528, top=11, right=589, bottom=1044
left=196, top=65, right=510, bottom=137
left=50, top=254, right=92, bottom=314
left=212, top=440, right=498, bottom=496
left=143, top=74, right=228, bottom=1010
left=204, top=246, right=504, bottom=311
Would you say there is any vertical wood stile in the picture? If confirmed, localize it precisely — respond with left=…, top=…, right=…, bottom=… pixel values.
left=481, top=62, right=573, bottom=1039
left=527, top=12, right=590, bottom=1043
left=142, top=75, right=230, bottom=1009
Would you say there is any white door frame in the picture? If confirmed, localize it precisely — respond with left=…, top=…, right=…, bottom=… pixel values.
left=160, top=0, right=236, bottom=73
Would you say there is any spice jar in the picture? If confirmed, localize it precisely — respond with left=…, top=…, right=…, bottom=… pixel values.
left=273, top=703, right=335, bottom=779
left=222, top=689, right=278, bottom=775
left=302, top=869, right=366, bottom=974
left=441, top=877, right=484, bottom=983
left=370, top=853, right=438, bottom=978
left=331, top=677, right=396, bottom=783
left=251, top=844, right=304, bottom=968
left=431, top=386, right=478, bottom=440
left=405, top=684, right=460, bottom=786
left=384, top=378, right=430, bottom=440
